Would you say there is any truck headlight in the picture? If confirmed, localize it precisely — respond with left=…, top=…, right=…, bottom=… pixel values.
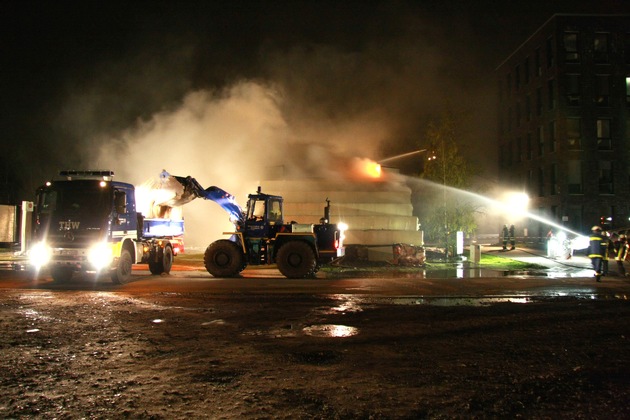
left=88, top=242, right=114, bottom=270
left=29, top=242, right=52, bottom=268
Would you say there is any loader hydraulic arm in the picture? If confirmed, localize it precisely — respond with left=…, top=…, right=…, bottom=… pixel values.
left=166, top=173, right=244, bottom=224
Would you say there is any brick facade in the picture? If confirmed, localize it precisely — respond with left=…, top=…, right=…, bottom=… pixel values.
left=496, top=14, right=630, bottom=236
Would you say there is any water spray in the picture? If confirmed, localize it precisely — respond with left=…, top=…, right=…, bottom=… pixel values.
left=406, top=176, right=591, bottom=248
left=378, top=149, right=431, bottom=164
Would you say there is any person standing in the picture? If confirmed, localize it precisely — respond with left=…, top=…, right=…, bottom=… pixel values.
left=613, top=234, right=628, bottom=276
left=501, top=225, right=509, bottom=251
left=509, top=224, right=516, bottom=250
left=546, top=230, right=555, bottom=257
left=602, top=231, right=611, bottom=276
left=588, top=225, right=606, bottom=282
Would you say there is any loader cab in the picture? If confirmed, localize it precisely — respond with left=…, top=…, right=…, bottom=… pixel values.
left=245, top=189, right=283, bottom=238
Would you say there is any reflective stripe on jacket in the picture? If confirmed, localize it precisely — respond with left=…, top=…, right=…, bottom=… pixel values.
left=588, top=234, right=606, bottom=259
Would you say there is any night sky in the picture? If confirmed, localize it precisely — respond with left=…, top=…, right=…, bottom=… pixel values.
left=2, top=0, right=630, bottom=203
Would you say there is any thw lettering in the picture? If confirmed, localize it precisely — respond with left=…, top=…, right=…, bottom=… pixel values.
left=59, top=221, right=81, bottom=230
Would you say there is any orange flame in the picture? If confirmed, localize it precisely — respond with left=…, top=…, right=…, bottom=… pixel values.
left=365, top=161, right=382, bottom=178
left=351, top=157, right=381, bottom=179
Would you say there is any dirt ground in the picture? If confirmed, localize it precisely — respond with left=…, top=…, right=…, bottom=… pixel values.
left=1, top=274, right=630, bottom=420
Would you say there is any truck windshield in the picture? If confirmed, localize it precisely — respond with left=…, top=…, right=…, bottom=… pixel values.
left=38, top=182, right=113, bottom=218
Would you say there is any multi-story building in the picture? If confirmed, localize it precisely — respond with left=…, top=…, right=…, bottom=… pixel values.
left=496, top=14, right=630, bottom=237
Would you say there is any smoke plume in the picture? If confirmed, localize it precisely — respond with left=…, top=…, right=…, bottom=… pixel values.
left=11, top=3, right=510, bottom=246
left=94, top=78, right=401, bottom=247
left=86, top=17, right=499, bottom=247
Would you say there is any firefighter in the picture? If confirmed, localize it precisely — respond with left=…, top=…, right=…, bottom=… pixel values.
left=614, top=234, right=629, bottom=276
left=588, top=226, right=606, bottom=282
left=501, top=224, right=509, bottom=251
left=602, top=231, right=611, bottom=276
left=509, top=224, right=516, bottom=250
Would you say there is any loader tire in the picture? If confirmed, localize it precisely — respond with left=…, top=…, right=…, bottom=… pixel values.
left=149, top=245, right=173, bottom=275
left=276, top=241, right=317, bottom=278
left=204, top=240, right=244, bottom=278
left=111, top=249, right=133, bottom=284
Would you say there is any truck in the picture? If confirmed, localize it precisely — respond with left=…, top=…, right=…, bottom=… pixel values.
left=171, top=175, right=345, bottom=278
left=29, top=170, right=185, bottom=283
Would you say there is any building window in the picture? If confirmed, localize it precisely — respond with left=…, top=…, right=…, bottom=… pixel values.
left=568, top=160, right=582, bottom=194
left=563, top=32, right=580, bottom=63
left=507, top=73, right=512, bottom=97
left=526, top=133, right=532, bottom=160
left=567, top=205, right=583, bottom=230
left=508, top=107, right=512, bottom=132
left=567, top=118, right=581, bottom=150
left=626, top=33, right=630, bottom=64
left=527, top=169, right=534, bottom=195
left=550, top=163, right=558, bottom=195
left=516, top=137, right=523, bottom=163
left=566, top=74, right=580, bottom=106
left=535, top=48, right=542, bottom=76
left=599, top=161, right=614, bottom=194
left=526, top=94, right=531, bottom=121
left=524, top=57, right=530, bottom=84
left=536, top=87, right=542, bottom=116
left=597, top=119, right=612, bottom=150
left=546, top=36, right=554, bottom=68
left=516, top=102, right=521, bottom=127
left=537, top=126, right=544, bottom=156
left=594, top=33, right=610, bottom=63
left=548, top=79, right=556, bottom=110
left=595, top=75, right=610, bottom=106
left=549, top=121, right=556, bottom=152
left=515, top=64, right=520, bottom=90
left=538, top=167, right=545, bottom=197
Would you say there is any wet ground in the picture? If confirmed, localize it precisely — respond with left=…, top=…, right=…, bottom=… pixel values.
left=1, top=285, right=629, bottom=419
left=1, top=246, right=629, bottom=418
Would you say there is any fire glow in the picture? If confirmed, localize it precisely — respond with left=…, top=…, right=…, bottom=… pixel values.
left=352, top=157, right=382, bottom=179
left=134, top=173, right=186, bottom=220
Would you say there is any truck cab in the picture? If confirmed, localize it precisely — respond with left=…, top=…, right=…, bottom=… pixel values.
left=30, top=171, right=178, bottom=284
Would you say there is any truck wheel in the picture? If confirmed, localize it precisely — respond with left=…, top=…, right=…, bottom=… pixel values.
left=162, top=246, right=173, bottom=274
left=204, top=240, right=244, bottom=277
left=50, top=266, right=73, bottom=283
left=111, top=249, right=133, bottom=284
left=276, top=241, right=316, bottom=278
left=148, top=246, right=173, bottom=275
